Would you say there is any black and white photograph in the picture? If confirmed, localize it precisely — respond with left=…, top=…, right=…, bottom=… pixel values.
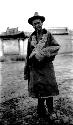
left=0, top=0, right=73, bottom=124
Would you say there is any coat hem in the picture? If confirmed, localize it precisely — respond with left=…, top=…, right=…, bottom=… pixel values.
left=29, top=92, right=59, bottom=99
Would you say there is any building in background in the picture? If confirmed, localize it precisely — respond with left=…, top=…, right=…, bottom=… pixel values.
left=48, top=27, right=73, bottom=54
left=0, top=27, right=28, bottom=57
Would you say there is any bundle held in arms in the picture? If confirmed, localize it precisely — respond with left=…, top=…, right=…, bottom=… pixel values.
left=29, top=35, right=60, bottom=61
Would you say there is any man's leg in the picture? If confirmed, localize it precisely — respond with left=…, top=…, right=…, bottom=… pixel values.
left=46, top=97, right=53, bottom=114
left=37, top=98, right=46, bottom=116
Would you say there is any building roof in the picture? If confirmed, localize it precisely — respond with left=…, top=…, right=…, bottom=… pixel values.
left=0, top=27, right=28, bottom=40
left=48, top=27, right=69, bottom=35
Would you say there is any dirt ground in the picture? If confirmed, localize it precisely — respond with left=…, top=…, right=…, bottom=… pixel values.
left=0, top=53, right=73, bottom=125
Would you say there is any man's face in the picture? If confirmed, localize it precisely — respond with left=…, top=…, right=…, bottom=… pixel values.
left=32, top=19, right=43, bottom=31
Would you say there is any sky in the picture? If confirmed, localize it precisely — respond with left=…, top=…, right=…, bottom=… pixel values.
left=0, top=0, right=73, bottom=34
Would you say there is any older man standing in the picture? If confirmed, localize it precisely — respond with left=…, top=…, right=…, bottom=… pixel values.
left=24, top=12, right=60, bottom=117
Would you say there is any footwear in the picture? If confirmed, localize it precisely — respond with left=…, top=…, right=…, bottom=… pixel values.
left=37, top=105, right=47, bottom=117
left=37, top=98, right=47, bottom=117
left=46, top=97, right=53, bottom=114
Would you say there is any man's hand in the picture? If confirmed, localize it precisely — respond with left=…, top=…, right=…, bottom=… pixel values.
left=29, top=51, right=36, bottom=59
left=24, top=74, right=28, bottom=80
left=35, top=52, right=44, bottom=61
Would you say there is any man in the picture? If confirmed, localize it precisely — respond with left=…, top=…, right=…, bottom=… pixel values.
left=24, top=12, right=60, bottom=117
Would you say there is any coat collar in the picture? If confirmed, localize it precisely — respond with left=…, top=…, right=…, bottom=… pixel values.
left=31, top=28, right=47, bottom=36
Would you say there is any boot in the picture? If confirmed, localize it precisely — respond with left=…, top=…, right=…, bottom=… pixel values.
left=46, top=97, right=53, bottom=115
left=37, top=98, right=47, bottom=117
left=46, top=97, right=57, bottom=120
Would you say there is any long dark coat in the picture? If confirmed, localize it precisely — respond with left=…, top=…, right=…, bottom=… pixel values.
left=24, top=29, right=60, bottom=98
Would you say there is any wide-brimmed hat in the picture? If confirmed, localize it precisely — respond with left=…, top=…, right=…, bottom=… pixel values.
left=28, top=12, right=45, bottom=25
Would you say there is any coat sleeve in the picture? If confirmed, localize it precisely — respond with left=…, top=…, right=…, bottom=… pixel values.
left=24, top=38, right=30, bottom=80
left=48, top=32, right=60, bottom=46
left=46, top=32, right=60, bottom=61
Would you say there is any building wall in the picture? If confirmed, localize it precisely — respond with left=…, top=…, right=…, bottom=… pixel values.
left=0, top=40, right=20, bottom=56
left=20, top=39, right=28, bottom=55
left=3, top=40, right=19, bottom=54
left=0, top=39, right=28, bottom=56
left=48, top=27, right=68, bottom=34
left=53, top=34, right=73, bottom=54
left=0, top=39, right=3, bottom=56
